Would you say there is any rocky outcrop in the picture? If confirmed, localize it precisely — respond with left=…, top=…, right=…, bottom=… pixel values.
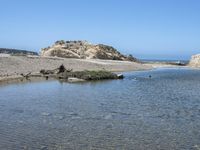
left=189, top=54, right=200, bottom=67
left=39, top=65, right=124, bottom=81
left=40, top=40, right=137, bottom=61
left=0, top=48, right=38, bottom=56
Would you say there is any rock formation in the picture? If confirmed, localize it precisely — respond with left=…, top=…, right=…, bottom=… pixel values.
left=189, top=54, right=200, bottom=67
left=40, top=40, right=137, bottom=61
left=39, top=65, right=124, bottom=81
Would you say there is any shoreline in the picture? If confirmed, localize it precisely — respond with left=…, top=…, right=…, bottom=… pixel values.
left=0, top=55, right=188, bottom=84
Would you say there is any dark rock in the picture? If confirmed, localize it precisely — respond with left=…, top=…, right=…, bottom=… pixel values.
left=117, top=74, right=124, bottom=79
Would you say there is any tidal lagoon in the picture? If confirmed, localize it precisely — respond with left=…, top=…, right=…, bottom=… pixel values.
left=0, top=68, right=200, bottom=149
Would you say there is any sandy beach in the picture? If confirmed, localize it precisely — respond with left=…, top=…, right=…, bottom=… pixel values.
left=0, top=55, right=153, bottom=83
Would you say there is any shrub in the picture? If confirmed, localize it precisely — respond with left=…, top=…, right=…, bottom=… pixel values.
left=55, top=40, right=65, bottom=45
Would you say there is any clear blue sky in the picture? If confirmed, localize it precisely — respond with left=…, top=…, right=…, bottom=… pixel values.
left=1, top=0, right=200, bottom=60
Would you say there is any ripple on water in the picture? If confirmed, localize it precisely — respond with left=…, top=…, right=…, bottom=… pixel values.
left=0, top=68, right=200, bottom=149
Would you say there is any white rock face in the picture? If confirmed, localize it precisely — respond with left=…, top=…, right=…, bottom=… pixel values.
left=189, top=54, right=200, bottom=67
left=40, top=40, right=137, bottom=61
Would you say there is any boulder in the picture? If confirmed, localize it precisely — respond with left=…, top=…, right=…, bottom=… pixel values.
left=117, top=74, right=124, bottom=79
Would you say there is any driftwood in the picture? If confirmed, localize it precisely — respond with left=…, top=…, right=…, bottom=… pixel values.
left=40, top=64, right=73, bottom=75
left=20, top=72, right=31, bottom=79
left=57, top=64, right=65, bottom=73
left=15, top=65, right=123, bottom=83
left=40, top=69, right=55, bottom=75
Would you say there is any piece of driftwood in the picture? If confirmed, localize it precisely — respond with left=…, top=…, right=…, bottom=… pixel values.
left=40, top=64, right=73, bottom=75
left=57, top=64, right=65, bottom=73
left=57, top=64, right=73, bottom=73
left=40, top=69, right=55, bottom=75
left=20, top=72, right=31, bottom=79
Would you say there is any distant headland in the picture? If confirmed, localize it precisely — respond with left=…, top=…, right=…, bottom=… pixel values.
left=0, top=48, right=38, bottom=56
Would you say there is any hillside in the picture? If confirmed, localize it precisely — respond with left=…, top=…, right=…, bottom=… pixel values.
left=41, top=40, right=137, bottom=61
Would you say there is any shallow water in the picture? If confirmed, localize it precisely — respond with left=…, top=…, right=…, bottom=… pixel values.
left=1, top=68, right=200, bottom=150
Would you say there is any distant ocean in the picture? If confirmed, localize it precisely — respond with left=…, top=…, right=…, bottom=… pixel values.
left=140, top=59, right=189, bottom=64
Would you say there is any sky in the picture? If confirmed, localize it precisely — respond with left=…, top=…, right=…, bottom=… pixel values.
left=0, top=0, right=200, bottom=60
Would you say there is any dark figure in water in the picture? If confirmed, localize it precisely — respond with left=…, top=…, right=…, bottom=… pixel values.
left=149, top=75, right=152, bottom=78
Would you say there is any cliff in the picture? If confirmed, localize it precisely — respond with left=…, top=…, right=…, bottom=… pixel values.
left=40, top=40, right=137, bottom=61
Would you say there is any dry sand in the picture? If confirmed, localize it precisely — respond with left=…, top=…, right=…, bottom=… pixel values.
left=0, top=55, right=152, bottom=83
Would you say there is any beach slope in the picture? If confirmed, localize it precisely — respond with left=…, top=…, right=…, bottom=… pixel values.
left=0, top=55, right=151, bottom=82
